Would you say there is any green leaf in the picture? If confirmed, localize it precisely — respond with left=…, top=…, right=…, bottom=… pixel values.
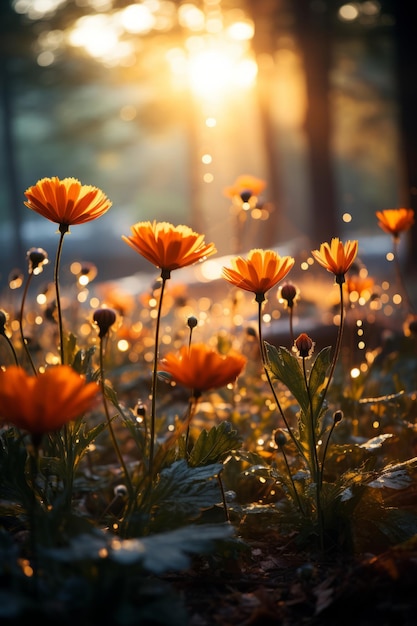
left=188, top=421, right=242, bottom=467
left=307, top=346, right=332, bottom=417
left=265, top=342, right=309, bottom=413
left=46, top=523, right=234, bottom=575
left=150, top=460, right=223, bottom=531
left=110, top=523, right=234, bottom=573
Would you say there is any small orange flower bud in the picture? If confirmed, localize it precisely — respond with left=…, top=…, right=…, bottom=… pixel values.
left=294, top=333, right=315, bottom=358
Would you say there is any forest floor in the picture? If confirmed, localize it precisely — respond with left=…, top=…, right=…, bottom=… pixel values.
left=167, top=530, right=417, bottom=625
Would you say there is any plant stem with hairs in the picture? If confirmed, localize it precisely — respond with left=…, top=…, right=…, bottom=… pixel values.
left=149, top=273, right=169, bottom=477
left=55, top=225, right=69, bottom=365
left=256, top=297, right=307, bottom=462
left=98, top=335, right=134, bottom=502
left=19, top=272, right=37, bottom=375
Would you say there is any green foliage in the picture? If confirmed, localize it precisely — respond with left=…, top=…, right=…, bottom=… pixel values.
left=188, top=421, right=242, bottom=467
left=149, top=460, right=223, bottom=532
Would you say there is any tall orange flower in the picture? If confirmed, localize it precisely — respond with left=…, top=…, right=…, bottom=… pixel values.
left=224, top=175, right=266, bottom=201
left=24, top=177, right=112, bottom=228
left=222, top=249, right=295, bottom=302
left=311, top=238, right=358, bottom=284
left=122, top=221, right=217, bottom=279
left=376, top=208, right=415, bottom=240
left=160, top=344, right=247, bottom=395
left=0, top=366, right=99, bottom=441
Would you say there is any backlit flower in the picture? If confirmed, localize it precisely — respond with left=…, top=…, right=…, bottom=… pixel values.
left=222, top=249, right=295, bottom=302
left=24, top=177, right=112, bottom=229
left=311, top=238, right=358, bottom=284
left=224, top=175, right=266, bottom=202
left=0, top=366, right=99, bottom=440
left=122, top=221, right=217, bottom=279
left=160, top=343, right=247, bottom=395
left=376, top=208, right=414, bottom=240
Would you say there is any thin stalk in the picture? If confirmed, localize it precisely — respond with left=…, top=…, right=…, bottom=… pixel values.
left=393, top=237, right=415, bottom=314
left=184, top=394, right=199, bottom=457
left=288, top=305, right=294, bottom=346
left=55, top=225, right=68, bottom=365
left=149, top=274, right=168, bottom=477
left=99, top=337, right=134, bottom=501
left=321, top=281, right=345, bottom=404
left=302, top=356, right=324, bottom=548
left=257, top=299, right=307, bottom=462
left=1, top=332, right=19, bottom=366
left=19, top=272, right=37, bottom=375
left=278, top=442, right=305, bottom=516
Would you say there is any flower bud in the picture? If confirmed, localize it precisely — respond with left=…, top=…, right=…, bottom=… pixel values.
left=187, top=316, right=198, bottom=329
left=93, top=308, right=117, bottom=338
left=27, top=247, right=48, bottom=275
left=294, top=333, right=315, bottom=358
left=333, top=410, right=343, bottom=424
left=274, top=428, right=287, bottom=448
left=280, top=282, right=298, bottom=308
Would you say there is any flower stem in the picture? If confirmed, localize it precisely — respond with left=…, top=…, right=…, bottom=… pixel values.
left=393, top=237, right=415, bottom=314
left=302, top=356, right=324, bottom=548
left=1, top=332, right=19, bottom=366
left=99, top=337, right=134, bottom=502
left=321, top=281, right=345, bottom=404
left=19, top=272, right=37, bottom=375
left=257, top=300, right=306, bottom=461
left=55, top=226, right=68, bottom=365
left=149, top=274, right=168, bottom=477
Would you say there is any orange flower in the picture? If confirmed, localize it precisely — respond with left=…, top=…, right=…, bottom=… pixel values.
left=222, top=249, right=295, bottom=302
left=0, top=366, right=99, bottom=439
left=122, top=221, right=217, bottom=278
left=376, top=208, right=415, bottom=240
left=224, top=175, right=266, bottom=201
left=24, top=177, right=112, bottom=229
left=311, top=238, right=358, bottom=284
left=160, top=343, right=247, bottom=395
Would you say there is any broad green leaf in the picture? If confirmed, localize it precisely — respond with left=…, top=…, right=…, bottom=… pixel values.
left=110, top=523, right=234, bottom=573
left=150, top=460, right=223, bottom=531
left=265, top=342, right=308, bottom=412
left=188, top=421, right=242, bottom=467
left=46, top=523, right=234, bottom=575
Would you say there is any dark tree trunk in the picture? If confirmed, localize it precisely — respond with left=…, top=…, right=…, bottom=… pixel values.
left=391, top=2, right=417, bottom=269
left=292, top=0, right=339, bottom=247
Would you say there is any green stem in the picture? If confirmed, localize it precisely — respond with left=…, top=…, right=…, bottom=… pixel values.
left=278, top=441, right=305, bottom=516
left=257, top=299, right=307, bottom=461
left=149, top=273, right=168, bottom=477
left=393, top=237, right=415, bottom=314
left=321, top=281, right=345, bottom=405
left=99, top=337, right=134, bottom=502
left=1, top=333, right=19, bottom=366
left=19, top=272, right=37, bottom=375
left=302, top=356, right=324, bottom=548
left=55, top=226, right=68, bottom=365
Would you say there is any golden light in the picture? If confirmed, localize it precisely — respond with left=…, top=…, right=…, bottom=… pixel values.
left=186, top=42, right=257, bottom=98
left=68, top=14, right=121, bottom=59
left=120, top=4, right=155, bottom=34
left=227, top=20, right=254, bottom=41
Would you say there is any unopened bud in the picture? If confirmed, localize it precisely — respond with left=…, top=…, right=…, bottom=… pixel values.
left=294, top=333, right=315, bottom=358
left=93, top=308, right=117, bottom=338
left=187, top=316, right=198, bottom=329
left=280, top=282, right=298, bottom=308
left=333, top=410, right=343, bottom=424
left=27, top=247, right=49, bottom=275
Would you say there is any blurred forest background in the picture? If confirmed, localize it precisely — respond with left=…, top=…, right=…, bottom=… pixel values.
left=1, top=0, right=416, bottom=287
